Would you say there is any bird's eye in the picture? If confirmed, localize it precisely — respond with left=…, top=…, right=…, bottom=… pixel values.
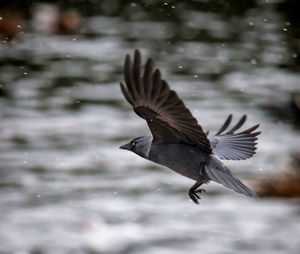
left=130, top=141, right=136, bottom=148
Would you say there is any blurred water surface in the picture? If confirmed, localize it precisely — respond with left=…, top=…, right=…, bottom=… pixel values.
left=0, top=1, right=300, bottom=254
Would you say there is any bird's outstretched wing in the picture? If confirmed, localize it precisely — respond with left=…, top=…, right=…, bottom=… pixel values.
left=209, top=115, right=260, bottom=160
left=120, top=49, right=212, bottom=153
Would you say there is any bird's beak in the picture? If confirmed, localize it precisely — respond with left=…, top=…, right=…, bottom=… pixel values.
left=119, top=142, right=131, bottom=150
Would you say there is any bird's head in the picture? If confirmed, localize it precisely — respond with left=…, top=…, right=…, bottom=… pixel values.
left=119, top=136, right=152, bottom=158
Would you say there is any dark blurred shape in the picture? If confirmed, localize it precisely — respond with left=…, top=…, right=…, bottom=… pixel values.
left=57, top=9, right=80, bottom=34
left=252, top=152, right=300, bottom=198
left=261, top=91, right=300, bottom=128
left=278, top=0, right=300, bottom=31
left=0, top=8, right=24, bottom=39
left=0, top=84, right=9, bottom=97
left=277, top=0, right=300, bottom=67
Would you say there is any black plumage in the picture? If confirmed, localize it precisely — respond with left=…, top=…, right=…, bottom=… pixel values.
left=120, top=49, right=212, bottom=153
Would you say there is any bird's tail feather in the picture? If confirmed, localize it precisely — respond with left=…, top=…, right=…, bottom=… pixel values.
left=204, top=156, right=261, bottom=198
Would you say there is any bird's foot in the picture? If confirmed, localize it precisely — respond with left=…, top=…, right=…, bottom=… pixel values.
left=195, top=188, right=206, bottom=194
left=189, top=188, right=206, bottom=204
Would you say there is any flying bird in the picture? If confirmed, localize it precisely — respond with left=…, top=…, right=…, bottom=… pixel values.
left=119, top=49, right=261, bottom=204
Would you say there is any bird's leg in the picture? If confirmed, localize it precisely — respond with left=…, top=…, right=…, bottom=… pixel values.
left=189, top=181, right=203, bottom=204
left=188, top=163, right=207, bottom=204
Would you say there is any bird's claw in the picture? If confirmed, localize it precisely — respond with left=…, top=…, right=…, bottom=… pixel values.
left=189, top=190, right=201, bottom=204
left=189, top=188, right=206, bottom=204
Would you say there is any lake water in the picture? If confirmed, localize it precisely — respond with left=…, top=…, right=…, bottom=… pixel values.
left=0, top=1, right=299, bottom=253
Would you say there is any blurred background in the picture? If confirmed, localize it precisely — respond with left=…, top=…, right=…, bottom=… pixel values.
left=0, top=0, right=300, bottom=253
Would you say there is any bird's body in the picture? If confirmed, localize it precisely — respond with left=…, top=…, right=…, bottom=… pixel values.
left=119, top=49, right=261, bottom=204
left=149, top=139, right=210, bottom=180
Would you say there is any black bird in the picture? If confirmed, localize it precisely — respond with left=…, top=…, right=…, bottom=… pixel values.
left=120, top=49, right=261, bottom=204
